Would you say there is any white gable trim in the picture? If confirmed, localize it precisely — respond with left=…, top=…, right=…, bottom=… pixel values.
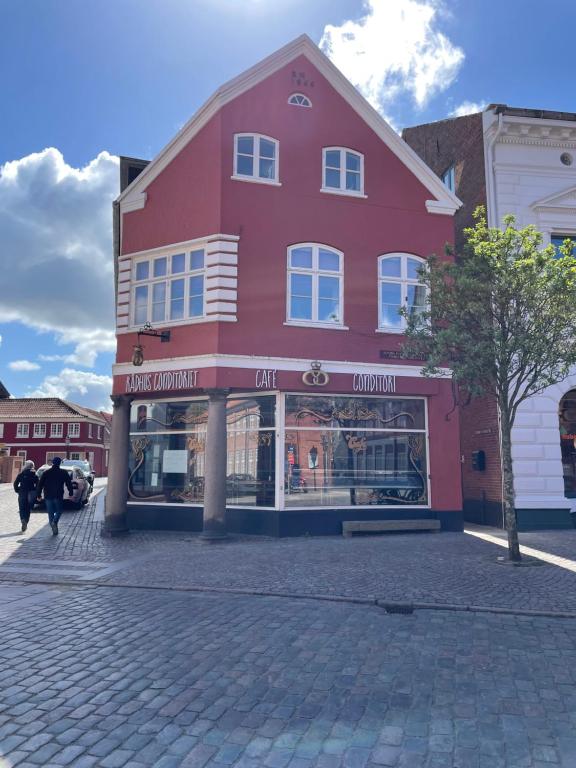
left=531, top=185, right=576, bottom=211
left=119, top=35, right=461, bottom=217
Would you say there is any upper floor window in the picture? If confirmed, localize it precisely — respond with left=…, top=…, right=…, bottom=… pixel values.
left=378, top=254, right=427, bottom=332
left=287, top=244, right=343, bottom=327
left=68, top=423, right=80, bottom=438
left=98, top=425, right=102, bottom=439
left=33, top=423, right=46, bottom=438
left=51, top=423, right=63, bottom=438
left=88, top=423, right=93, bottom=438
left=16, top=423, right=29, bottom=438
left=288, top=93, right=312, bottom=108
left=441, top=165, right=455, bottom=192
left=0, top=424, right=3, bottom=438
left=233, top=134, right=279, bottom=184
left=322, top=148, right=364, bottom=196
left=551, top=235, right=576, bottom=258
left=133, top=249, right=205, bottom=326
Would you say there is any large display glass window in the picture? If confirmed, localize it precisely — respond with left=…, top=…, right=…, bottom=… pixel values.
left=226, top=397, right=275, bottom=507
left=559, top=390, right=576, bottom=498
left=284, top=395, right=428, bottom=507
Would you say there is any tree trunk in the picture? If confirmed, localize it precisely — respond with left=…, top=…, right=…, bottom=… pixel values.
left=500, top=403, right=521, bottom=562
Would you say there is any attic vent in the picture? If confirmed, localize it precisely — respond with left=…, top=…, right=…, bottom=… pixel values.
left=288, top=93, right=312, bottom=108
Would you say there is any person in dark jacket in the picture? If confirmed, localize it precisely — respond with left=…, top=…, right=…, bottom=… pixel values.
left=13, top=460, right=38, bottom=533
left=36, top=456, right=73, bottom=536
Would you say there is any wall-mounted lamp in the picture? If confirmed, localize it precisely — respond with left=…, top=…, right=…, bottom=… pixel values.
left=131, top=322, right=171, bottom=367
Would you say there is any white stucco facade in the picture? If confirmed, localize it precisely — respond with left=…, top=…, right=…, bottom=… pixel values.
left=484, top=109, right=576, bottom=511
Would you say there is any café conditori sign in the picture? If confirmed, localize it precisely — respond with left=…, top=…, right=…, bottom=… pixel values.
left=125, top=369, right=199, bottom=394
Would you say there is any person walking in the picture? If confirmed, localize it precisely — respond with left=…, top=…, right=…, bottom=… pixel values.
left=13, top=460, right=38, bottom=533
left=36, top=457, right=73, bottom=536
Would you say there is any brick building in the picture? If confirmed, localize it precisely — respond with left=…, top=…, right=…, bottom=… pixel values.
left=0, top=398, right=109, bottom=477
left=404, top=105, right=576, bottom=529
left=105, top=35, right=463, bottom=537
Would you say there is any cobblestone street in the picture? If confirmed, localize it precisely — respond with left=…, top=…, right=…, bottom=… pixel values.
left=1, top=484, right=576, bottom=766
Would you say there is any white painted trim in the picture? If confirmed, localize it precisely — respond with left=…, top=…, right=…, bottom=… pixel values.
left=117, top=35, right=461, bottom=215
left=206, top=277, right=237, bottom=289
left=425, top=200, right=457, bottom=216
left=320, top=187, right=368, bottom=199
left=283, top=322, right=349, bottom=331
left=531, top=184, right=576, bottom=210
left=205, top=288, right=237, bottom=301
left=206, top=253, right=238, bottom=267
left=206, top=240, right=239, bottom=255
left=120, top=192, right=147, bottom=214
left=322, top=146, right=365, bottom=196
left=288, top=93, right=312, bottom=108
left=230, top=175, right=282, bottom=187
left=233, top=133, right=280, bottom=184
left=122, top=234, right=239, bottom=260
left=113, top=352, right=451, bottom=378
left=206, top=265, right=238, bottom=278
left=205, top=301, right=237, bottom=313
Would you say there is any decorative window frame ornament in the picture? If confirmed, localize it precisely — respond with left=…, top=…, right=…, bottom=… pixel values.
left=302, top=360, right=330, bottom=387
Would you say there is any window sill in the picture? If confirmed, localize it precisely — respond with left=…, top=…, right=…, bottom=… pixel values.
left=284, top=321, right=349, bottom=331
left=320, top=187, right=367, bottom=199
left=375, top=327, right=405, bottom=335
left=231, top=175, right=281, bottom=187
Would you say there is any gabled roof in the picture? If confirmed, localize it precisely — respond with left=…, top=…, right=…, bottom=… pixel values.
left=118, top=34, right=461, bottom=217
left=0, top=398, right=106, bottom=422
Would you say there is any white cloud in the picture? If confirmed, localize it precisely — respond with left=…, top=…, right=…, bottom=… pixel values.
left=0, top=148, right=119, bottom=365
left=8, top=360, right=41, bottom=371
left=320, top=0, right=464, bottom=122
left=26, top=368, right=113, bottom=411
left=449, top=100, right=487, bottom=117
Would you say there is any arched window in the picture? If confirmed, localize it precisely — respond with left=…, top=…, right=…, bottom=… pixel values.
left=287, top=244, right=343, bottom=327
left=233, top=133, right=279, bottom=184
left=322, top=147, right=364, bottom=196
left=378, top=253, right=426, bottom=331
left=288, top=93, right=312, bottom=107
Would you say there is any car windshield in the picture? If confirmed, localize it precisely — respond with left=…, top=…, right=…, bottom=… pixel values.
left=61, top=460, right=91, bottom=471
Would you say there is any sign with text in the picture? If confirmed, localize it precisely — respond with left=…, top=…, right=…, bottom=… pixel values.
left=352, top=373, right=396, bottom=393
left=255, top=369, right=277, bottom=389
left=125, top=369, right=199, bottom=394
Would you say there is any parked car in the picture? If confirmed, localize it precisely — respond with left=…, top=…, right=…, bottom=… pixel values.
left=61, top=459, right=95, bottom=488
left=34, top=464, right=91, bottom=510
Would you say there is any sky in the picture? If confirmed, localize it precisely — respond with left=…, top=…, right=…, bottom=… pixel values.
left=1, top=0, right=576, bottom=411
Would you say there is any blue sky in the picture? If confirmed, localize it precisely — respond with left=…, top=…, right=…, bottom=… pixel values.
left=2, top=0, right=576, bottom=410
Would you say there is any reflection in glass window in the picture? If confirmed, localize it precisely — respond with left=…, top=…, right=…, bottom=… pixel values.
left=378, top=253, right=427, bottom=331
left=559, top=389, right=576, bottom=498
left=287, top=244, right=343, bottom=325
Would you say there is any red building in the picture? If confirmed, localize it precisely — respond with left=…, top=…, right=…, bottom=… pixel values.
left=106, top=35, right=462, bottom=537
left=0, top=398, right=109, bottom=476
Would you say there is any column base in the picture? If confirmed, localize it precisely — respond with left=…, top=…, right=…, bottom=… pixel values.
left=199, top=529, right=229, bottom=543
left=101, top=525, right=130, bottom=538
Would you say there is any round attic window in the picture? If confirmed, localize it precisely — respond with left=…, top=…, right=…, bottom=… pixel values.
left=560, top=152, right=573, bottom=166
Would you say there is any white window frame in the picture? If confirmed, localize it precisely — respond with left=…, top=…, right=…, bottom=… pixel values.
left=442, top=165, right=455, bottom=192
left=16, top=423, right=29, bottom=438
left=286, top=243, right=346, bottom=329
left=88, top=423, right=93, bottom=438
left=68, top=423, right=80, bottom=438
left=50, top=423, right=63, bottom=438
left=288, top=93, right=312, bottom=108
left=132, top=248, right=206, bottom=328
left=17, top=450, right=27, bottom=459
left=0, top=424, right=3, bottom=439
left=321, top=147, right=366, bottom=198
left=70, top=451, right=82, bottom=461
left=98, top=425, right=102, bottom=439
left=33, top=423, right=46, bottom=438
left=232, top=133, right=280, bottom=186
left=377, top=253, right=427, bottom=334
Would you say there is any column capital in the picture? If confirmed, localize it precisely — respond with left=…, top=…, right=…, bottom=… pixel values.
left=110, top=394, right=133, bottom=409
left=205, top=388, right=230, bottom=401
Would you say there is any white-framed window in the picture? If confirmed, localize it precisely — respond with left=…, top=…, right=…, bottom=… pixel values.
left=98, top=425, right=102, bottom=439
left=88, top=424, right=93, bottom=438
left=68, top=423, right=80, bottom=438
left=233, top=133, right=279, bottom=184
left=0, top=424, right=4, bottom=439
left=46, top=451, right=60, bottom=463
left=288, top=93, right=312, bottom=108
left=105, top=450, right=109, bottom=467
left=70, top=452, right=81, bottom=461
left=378, top=253, right=427, bottom=332
left=33, top=423, right=46, bottom=438
left=322, top=147, right=364, bottom=196
left=133, top=248, right=205, bottom=326
left=50, top=423, right=63, bottom=438
left=16, top=424, right=29, bottom=438
left=287, top=244, right=344, bottom=327
left=442, top=165, right=455, bottom=192
left=17, top=450, right=27, bottom=459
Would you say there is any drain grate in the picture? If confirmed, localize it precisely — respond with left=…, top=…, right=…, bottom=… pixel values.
left=381, top=603, right=415, bottom=615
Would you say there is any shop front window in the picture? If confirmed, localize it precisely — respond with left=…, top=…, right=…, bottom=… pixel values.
left=226, top=397, right=275, bottom=507
left=284, top=395, right=427, bottom=507
left=559, top=390, right=576, bottom=498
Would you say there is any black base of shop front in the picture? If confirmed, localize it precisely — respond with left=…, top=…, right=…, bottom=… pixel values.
left=126, top=504, right=463, bottom=536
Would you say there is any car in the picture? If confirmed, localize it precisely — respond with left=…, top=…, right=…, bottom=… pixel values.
left=226, top=473, right=259, bottom=496
left=35, top=464, right=91, bottom=510
left=60, top=459, right=95, bottom=488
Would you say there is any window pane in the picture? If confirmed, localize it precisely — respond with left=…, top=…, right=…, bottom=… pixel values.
left=407, top=258, right=422, bottom=279
left=259, top=138, right=275, bottom=159
left=346, top=152, right=361, bottom=171
left=190, top=296, right=203, bottom=317
left=346, top=171, right=360, bottom=191
left=236, top=154, right=253, bottom=176
left=318, top=249, right=340, bottom=271
left=380, top=283, right=402, bottom=327
left=189, top=276, right=204, bottom=317
left=259, top=157, right=275, bottom=179
left=237, top=136, right=253, bottom=155
left=318, top=298, right=340, bottom=323
left=226, top=429, right=275, bottom=507
left=172, top=253, right=185, bottom=274
left=135, top=261, right=149, bottom=281
left=325, top=150, right=341, bottom=168
left=407, top=284, right=426, bottom=309
left=380, top=257, right=401, bottom=277
left=170, top=279, right=185, bottom=320
left=319, top=275, right=339, bottom=300
left=134, top=285, right=148, bottom=324
left=325, top=168, right=340, bottom=188
left=153, top=257, right=167, bottom=277
left=290, top=296, right=313, bottom=320
left=291, top=273, right=312, bottom=297
left=152, top=282, right=166, bottom=322
left=290, top=247, right=313, bottom=269
left=190, top=249, right=204, bottom=271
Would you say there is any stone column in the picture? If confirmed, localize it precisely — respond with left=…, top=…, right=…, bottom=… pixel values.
left=201, top=389, right=229, bottom=540
left=102, top=394, right=132, bottom=537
